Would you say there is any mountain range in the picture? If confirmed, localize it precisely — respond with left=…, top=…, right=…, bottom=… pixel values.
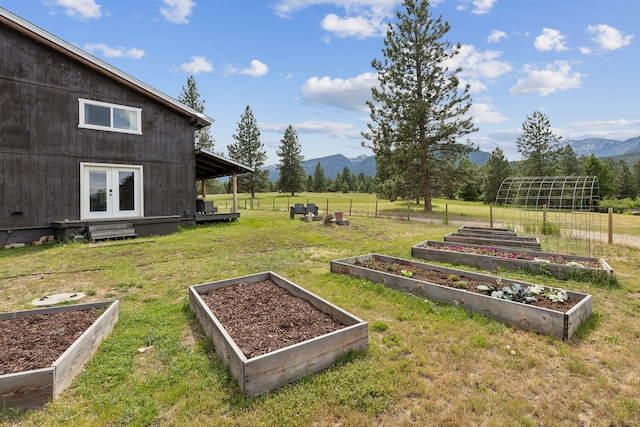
left=264, top=137, right=640, bottom=180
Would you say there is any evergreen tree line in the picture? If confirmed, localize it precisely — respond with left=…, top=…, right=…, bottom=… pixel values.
left=179, top=0, right=640, bottom=209
left=181, top=75, right=640, bottom=204
left=437, top=146, right=640, bottom=205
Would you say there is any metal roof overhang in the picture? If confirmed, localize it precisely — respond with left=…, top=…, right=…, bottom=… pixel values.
left=195, top=149, right=254, bottom=180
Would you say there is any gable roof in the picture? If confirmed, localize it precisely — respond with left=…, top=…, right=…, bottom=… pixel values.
left=195, top=149, right=254, bottom=179
left=0, top=7, right=213, bottom=128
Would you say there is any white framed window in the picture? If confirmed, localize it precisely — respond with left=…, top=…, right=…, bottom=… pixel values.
left=78, top=98, right=142, bottom=134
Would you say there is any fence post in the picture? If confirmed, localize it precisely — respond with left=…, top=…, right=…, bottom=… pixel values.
left=407, top=201, right=410, bottom=221
left=608, top=208, right=613, bottom=244
left=273, top=198, right=275, bottom=211
left=375, top=198, right=378, bottom=218
left=326, top=198, right=329, bottom=215
left=349, top=199, right=353, bottom=216
left=445, top=204, right=448, bottom=225
left=490, top=204, right=493, bottom=228
left=542, top=204, right=548, bottom=234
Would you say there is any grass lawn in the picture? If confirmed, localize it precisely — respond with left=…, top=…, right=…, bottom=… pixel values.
left=1, top=205, right=639, bottom=426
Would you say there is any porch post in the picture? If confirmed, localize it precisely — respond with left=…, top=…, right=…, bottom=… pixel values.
left=201, top=178, right=206, bottom=198
left=232, top=172, right=238, bottom=213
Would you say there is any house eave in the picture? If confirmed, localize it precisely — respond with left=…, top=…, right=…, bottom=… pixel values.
left=0, top=7, right=213, bottom=127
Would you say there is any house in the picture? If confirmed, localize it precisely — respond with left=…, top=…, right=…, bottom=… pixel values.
left=0, top=8, right=251, bottom=245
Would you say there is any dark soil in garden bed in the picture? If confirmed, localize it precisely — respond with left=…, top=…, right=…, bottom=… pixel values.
left=422, top=243, right=601, bottom=269
left=1, top=310, right=98, bottom=375
left=357, top=259, right=578, bottom=312
left=200, top=280, right=346, bottom=358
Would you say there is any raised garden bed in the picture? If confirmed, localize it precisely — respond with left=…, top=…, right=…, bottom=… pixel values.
left=0, top=300, right=119, bottom=410
left=330, top=254, right=592, bottom=340
left=457, top=226, right=517, bottom=236
left=412, top=240, right=614, bottom=283
left=444, top=232, right=542, bottom=250
left=189, top=272, right=368, bottom=396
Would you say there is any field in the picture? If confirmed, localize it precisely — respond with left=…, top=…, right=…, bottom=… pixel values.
left=1, top=196, right=639, bottom=426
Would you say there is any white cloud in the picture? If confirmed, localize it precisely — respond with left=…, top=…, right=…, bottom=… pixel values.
left=587, top=24, right=633, bottom=51
left=301, top=72, right=377, bottom=112
left=470, top=0, right=497, bottom=15
left=448, top=45, right=512, bottom=83
left=272, top=0, right=398, bottom=19
left=487, top=30, right=507, bottom=44
left=579, top=46, right=592, bottom=55
left=222, top=64, right=238, bottom=76
left=534, top=28, right=568, bottom=52
left=84, top=43, right=145, bottom=59
left=568, top=118, right=640, bottom=128
left=456, top=0, right=497, bottom=15
left=260, top=120, right=362, bottom=139
left=321, top=13, right=382, bottom=38
left=563, top=129, right=640, bottom=142
left=509, top=61, right=585, bottom=96
left=240, top=60, right=269, bottom=77
left=160, top=0, right=195, bottom=24
left=272, top=0, right=394, bottom=39
left=469, top=103, right=508, bottom=124
left=52, top=0, right=102, bottom=20
left=180, top=56, right=214, bottom=74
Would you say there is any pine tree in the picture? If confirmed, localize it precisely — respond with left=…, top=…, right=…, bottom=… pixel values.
left=556, top=145, right=582, bottom=176
left=515, top=110, right=561, bottom=176
left=312, top=162, right=326, bottom=192
left=178, top=75, right=215, bottom=150
left=363, top=0, right=476, bottom=211
left=633, top=160, right=640, bottom=196
left=583, top=154, right=613, bottom=197
left=276, top=126, right=305, bottom=196
left=227, top=105, right=268, bottom=198
left=456, top=158, right=480, bottom=201
left=613, top=161, right=636, bottom=199
left=482, top=147, right=512, bottom=204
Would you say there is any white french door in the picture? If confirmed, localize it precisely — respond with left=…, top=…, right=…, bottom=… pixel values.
left=81, top=163, right=143, bottom=219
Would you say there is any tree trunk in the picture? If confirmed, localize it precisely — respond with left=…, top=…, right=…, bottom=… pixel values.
left=423, top=176, right=432, bottom=211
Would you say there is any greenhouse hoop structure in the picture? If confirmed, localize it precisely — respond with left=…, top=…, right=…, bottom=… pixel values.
left=494, top=176, right=601, bottom=258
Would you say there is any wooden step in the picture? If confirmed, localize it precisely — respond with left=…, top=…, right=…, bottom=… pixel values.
left=88, top=223, right=133, bottom=231
left=88, top=224, right=136, bottom=241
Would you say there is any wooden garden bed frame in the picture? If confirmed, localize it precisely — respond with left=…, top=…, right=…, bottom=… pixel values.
left=457, top=226, right=517, bottom=236
left=330, top=254, right=592, bottom=340
left=189, top=272, right=368, bottom=396
left=443, top=232, right=542, bottom=250
left=0, top=300, right=119, bottom=410
left=412, top=240, right=614, bottom=281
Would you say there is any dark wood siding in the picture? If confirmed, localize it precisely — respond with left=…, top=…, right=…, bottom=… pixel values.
left=1, top=21, right=196, bottom=228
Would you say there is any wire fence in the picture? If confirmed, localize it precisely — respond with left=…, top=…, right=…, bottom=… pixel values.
left=210, top=195, right=479, bottom=224
left=207, top=193, right=632, bottom=252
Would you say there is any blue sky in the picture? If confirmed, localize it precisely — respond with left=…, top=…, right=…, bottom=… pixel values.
left=3, top=0, right=638, bottom=165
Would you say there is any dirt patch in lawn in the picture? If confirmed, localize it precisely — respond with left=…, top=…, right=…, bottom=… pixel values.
left=199, top=280, right=346, bottom=358
left=1, top=310, right=98, bottom=375
left=358, top=259, right=579, bottom=312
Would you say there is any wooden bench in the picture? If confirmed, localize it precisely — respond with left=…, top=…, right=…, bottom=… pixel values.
left=290, top=203, right=307, bottom=219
